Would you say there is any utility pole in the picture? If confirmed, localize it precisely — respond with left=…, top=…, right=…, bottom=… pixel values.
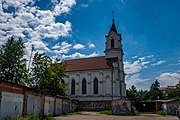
left=28, top=45, right=34, bottom=73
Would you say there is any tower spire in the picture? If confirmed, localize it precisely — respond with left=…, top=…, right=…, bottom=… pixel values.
left=109, top=11, right=117, bottom=34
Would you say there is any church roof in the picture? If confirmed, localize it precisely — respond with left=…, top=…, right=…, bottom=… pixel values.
left=65, top=56, right=110, bottom=72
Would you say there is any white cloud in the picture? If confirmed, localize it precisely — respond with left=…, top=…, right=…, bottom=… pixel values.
left=88, top=42, right=95, bottom=48
left=124, top=61, right=142, bottom=74
left=132, top=55, right=138, bottom=59
left=52, top=41, right=72, bottom=54
left=126, top=74, right=150, bottom=90
left=124, top=58, right=150, bottom=74
left=124, top=55, right=154, bottom=89
left=157, top=72, right=180, bottom=87
left=53, top=0, right=76, bottom=16
left=0, top=0, right=76, bottom=66
left=62, top=52, right=99, bottom=59
left=151, top=60, right=165, bottom=66
left=73, top=44, right=85, bottom=49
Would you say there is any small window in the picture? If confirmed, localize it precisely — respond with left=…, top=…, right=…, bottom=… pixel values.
left=94, top=78, right=98, bottom=94
left=111, top=39, right=114, bottom=48
left=71, top=79, right=75, bottom=95
left=82, top=78, right=86, bottom=94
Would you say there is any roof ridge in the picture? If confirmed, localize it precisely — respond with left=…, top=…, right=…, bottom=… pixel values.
left=65, top=56, right=105, bottom=61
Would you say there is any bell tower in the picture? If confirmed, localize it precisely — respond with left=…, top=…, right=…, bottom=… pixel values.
left=104, top=12, right=123, bottom=60
left=104, top=12, right=126, bottom=98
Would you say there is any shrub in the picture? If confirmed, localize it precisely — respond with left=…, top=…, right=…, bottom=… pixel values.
left=156, top=110, right=167, bottom=116
left=131, top=107, right=140, bottom=116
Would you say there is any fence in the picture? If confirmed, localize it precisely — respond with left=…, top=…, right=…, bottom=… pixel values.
left=0, top=80, right=78, bottom=120
left=162, top=100, right=180, bottom=115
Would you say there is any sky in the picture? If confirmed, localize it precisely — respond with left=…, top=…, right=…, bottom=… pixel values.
left=0, top=0, right=180, bottom=90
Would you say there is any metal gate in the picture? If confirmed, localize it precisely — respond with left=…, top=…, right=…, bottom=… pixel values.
left=26, top=94, right=41, bottom=116
left=0, top=92, right=23, bottom=120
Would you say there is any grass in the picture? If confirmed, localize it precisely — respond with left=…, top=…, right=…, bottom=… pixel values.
left=5, top=115, right=55, bottom=120
left=156, top=110, right=167, bottom=116
left=99, top=110, right=112, bottom=115
left=61, top=111, right=82, bottom=116
left=99, top=107, right=140, bottom=116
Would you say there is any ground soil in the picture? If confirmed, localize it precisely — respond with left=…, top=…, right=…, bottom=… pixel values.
left=54, top=111, right=179, bottom=120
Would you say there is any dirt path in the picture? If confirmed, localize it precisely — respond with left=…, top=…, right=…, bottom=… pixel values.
left=54, top=111, right=179, bottom=120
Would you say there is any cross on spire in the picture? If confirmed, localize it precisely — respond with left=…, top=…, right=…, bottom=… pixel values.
left=109, top=11, right=117, bottom=34
left=112, top=11, right=114, bottom=23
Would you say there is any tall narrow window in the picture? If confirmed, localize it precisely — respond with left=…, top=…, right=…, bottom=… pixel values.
left=71, top=79, right=75, bottom=95
left=94, top=78, right=98, bottom=94
left=111, top=39, right=114, bottom=48
left=82, top=78, right=86, bottom=94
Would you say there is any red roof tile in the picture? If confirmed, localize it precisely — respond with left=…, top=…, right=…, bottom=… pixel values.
left=65, top=56, right=110, bottom=72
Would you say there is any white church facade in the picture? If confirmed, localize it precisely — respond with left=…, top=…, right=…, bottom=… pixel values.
left=64, top=17, right=126, bottom=104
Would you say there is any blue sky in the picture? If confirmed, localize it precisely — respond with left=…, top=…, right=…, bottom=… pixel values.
left=0, top=0, right=180, bottom=90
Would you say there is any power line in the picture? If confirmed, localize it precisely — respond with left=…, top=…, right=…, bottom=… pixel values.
left=128, top=0, right=180, bottom=48
left=138, top=0, right=180, bottom=45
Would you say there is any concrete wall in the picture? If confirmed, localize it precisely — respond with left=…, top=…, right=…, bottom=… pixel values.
left=65, top=69, right=126, bottom=101
left=79, top=101, right=111, bottom=111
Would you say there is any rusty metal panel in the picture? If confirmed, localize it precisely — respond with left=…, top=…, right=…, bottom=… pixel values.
left=44, top=96, right=55, bottom=115
left=0, top=92, right=23, bottom=120
left=26, top=94, right=41, bottom=116
left=55, top=98, right=62, bottom=115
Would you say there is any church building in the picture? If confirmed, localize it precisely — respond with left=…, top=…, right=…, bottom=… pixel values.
left=64, top=16, right=126, bottom=109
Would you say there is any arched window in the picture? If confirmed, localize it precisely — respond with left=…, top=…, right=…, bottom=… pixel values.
left=71, top=79, right=75, bottom=95
left=111, top=39, right=114, bottom=48
left=105, top=76, right=111, bottom=95
left=94, top=78, right=98, bottom=94
left=82, top=78, right=86, bottom=94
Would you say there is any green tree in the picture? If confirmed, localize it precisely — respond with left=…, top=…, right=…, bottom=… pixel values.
left=136, top=90, right=149, bottom=101
left=0, top=36, right=27, bottom=84
left=127, top=85, right=149, bottom=101
left=127, top=85, right=137, bottom=101
left=30, top=53, right=67, bottom=96
left=148, top=80, right=163, bottom=100
left=30, top=53, right=52, bottom=90
left=164, top=88, right=180, bottom=100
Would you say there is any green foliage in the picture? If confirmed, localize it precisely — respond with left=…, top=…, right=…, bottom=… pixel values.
left=131, top=107, right=140, bottom=116
left=163, top=88, right=180, bottom=100
left=127, top=85, right=137, bottom=101
left=99, top=110, right=112, bottom=115
left=99, top=109, right=140, bottom=116
left=127, top=85, right=148, bottom=101
left=29, top=52, right=67, bottom=96
left=148, top=80, right=163, bottom=100
left=0, top=36, right=27, bottom=84
left=127, top=81, right=180, bottom=101
left=156, top=110, right=167, bottom=116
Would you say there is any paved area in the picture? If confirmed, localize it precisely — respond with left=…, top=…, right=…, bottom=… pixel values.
left=54, top=111, right=179, bottom=120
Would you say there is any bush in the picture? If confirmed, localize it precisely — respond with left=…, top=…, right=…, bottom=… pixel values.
left=131, top=107, right=140, bottom=116
left=156, top=110, right=167, bottom=116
